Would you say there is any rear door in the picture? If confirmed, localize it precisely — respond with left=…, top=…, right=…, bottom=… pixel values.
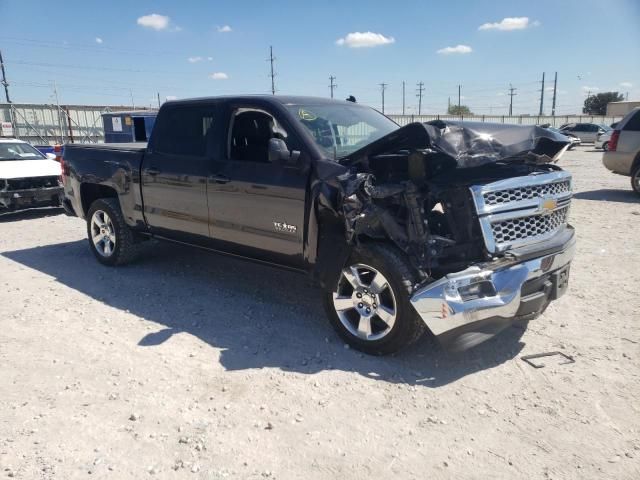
left=141, top=104, right=218, bottom=242
left=618, top=109, right=640, bottom=155
left=206, top=103, right=309, bottom=267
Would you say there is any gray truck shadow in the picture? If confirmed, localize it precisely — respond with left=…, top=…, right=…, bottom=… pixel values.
left=2, top=240, right=526, bottom=387
left=573, top=189, right=639, bottom=204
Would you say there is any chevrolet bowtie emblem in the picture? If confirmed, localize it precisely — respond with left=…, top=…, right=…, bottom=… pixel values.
left=540, top=197, right=557, bottom=214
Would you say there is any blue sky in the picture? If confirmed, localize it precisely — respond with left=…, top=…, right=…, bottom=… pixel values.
left=1, top=0, right=638, bottom=114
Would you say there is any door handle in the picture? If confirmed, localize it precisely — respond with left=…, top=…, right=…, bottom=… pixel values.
left=146, top=167, right=160, bottom=176
left=209, top=174, right=230, bottom=184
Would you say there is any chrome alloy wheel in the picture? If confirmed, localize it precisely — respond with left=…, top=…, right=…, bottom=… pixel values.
left=90, top=210, right=116, bottom=257
left=332, top=264, right=397, bottom=341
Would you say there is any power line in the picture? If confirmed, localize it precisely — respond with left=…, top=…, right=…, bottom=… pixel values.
left=329, top=75, right=337, bottom=98
left=379, top=83, right=388, bottom=114
left=268, top=46, right=276, bottom=95
left=416, top=81, right=424, bottom=115
left=508, top=84, right=517, bottom=116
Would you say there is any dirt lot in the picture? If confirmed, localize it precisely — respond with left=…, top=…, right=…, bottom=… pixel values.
left=0, top=146, right=639, bottom=479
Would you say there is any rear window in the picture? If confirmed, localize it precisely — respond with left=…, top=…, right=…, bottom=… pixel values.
left=622, top=110, right=640, bottom=131
left=152, top=106, right=215, bottom=157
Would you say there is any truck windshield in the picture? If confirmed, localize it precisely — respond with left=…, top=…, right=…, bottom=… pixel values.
left=0, top=143, right=46, bottom=161
left=284, top=103, right=398, bottom=160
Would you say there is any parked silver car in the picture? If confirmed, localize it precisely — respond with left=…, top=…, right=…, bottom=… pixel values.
left=602, top=107, right=640, bottom=196
left=595, top=130, right=612, bottom=151
left=560, top=123, right=611, bottom=143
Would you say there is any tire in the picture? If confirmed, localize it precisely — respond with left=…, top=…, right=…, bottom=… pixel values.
left=631, top=164, right=640, bottom=197
left=602, top=142, right=609, bottom=152
left=86, top=198, right=139, bottom=266
left=322, top=243, right=426, bottom=355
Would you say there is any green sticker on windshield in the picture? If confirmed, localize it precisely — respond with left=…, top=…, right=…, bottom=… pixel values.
left=298, top=108, right=317, bottom=121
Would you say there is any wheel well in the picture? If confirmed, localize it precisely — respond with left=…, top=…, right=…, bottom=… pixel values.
left=80, top=184, right=118, bottom=216
left=633, top=152, right=640, bottom=172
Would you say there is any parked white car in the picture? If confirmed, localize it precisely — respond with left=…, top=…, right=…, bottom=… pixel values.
left=595, top=130, right=612, bottom=150
left=0, top=139, right=63, bottom=211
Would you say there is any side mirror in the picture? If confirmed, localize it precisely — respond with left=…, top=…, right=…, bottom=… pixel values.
left=268, top=138, right=301, bottom=165
left=45, top=152, right=56, bottom=160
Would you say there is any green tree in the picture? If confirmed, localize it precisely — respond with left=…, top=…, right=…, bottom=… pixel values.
left=583, top=92, right=624, bottom=115
left=448, top=104, right=473, bottom=116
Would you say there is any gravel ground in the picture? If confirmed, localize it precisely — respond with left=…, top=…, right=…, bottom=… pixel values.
left=1, top=146, right=639, bottom=480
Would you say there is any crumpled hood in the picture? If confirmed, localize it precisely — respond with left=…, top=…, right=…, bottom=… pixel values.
left=343, top=121, right=571, bottom=170
left=0, top=159, right=61, bottom=179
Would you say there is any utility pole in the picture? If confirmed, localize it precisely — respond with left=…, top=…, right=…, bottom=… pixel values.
left=52, top=81, right=64, bottom=143
left=458, top=85, right=461, bottom=109
left=268, top=46, right=276, bottom=95
left=508, top=84, right=517, bottom=116
left=157, top=92, right=161, bottom=108
left=402, top=81, right=405, bottom=115
left=448, top=97, right=451, bottom=113
left=539, top=72, right=545, bottom=116
left=626, top=92, right=629, bottom=101
left=0, top=49, right=16, bottom=137
left=551, top=72, right=558, bottom=116
left=130, top=89, right=135, bottom=109
left=329, top=75, right=337, bottom=98
left=0, top=50, right=11, bottom=103
left=416, top=81, right=425, bottom=115
left=379, top=83, right=387, bottom=114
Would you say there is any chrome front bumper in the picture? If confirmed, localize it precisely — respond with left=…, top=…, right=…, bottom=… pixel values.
left=410, top=229, right=576, bottom=346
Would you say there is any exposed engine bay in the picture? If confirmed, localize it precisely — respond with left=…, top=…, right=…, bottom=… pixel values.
left=312, top=121, right=571, bottom=286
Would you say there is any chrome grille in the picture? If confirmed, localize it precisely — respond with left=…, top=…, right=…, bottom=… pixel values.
left=484, top=180, right=571, bottom=206
left=492, top=206, right=569, bottom=244
left=470, top=171, right=573, bottom=253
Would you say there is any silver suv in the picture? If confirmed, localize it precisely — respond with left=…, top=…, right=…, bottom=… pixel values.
left=560, top=123, right=611, bottom=143
left=602, top=107, right=640, bottom=196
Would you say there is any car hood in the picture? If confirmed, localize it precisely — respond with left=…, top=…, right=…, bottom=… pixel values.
left=342, top=121, right=571, bottom=170
left=0, top=159, right=61, bottom=179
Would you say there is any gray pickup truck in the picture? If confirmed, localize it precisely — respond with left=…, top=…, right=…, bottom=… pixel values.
left=62, top=96, right=575, bottom=354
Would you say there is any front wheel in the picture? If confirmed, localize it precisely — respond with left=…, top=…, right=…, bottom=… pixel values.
left=86, top=198, right=139, bottom=266
left=631, top=164, right=640, bottom=197
left=602, top=142, right=609, bottom=152
left=322, top=243, right=426, bottom=355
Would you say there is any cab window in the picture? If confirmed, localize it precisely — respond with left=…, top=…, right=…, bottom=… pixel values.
left=228, top=108, right=290, bottom=163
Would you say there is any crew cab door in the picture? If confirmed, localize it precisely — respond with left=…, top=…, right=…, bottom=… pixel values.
left=141, top=104, right=218, bottom=241
left=207, top=104, right=309, bottom=267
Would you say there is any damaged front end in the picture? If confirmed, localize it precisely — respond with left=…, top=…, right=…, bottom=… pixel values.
left=0, top=176, right=63, bottom=211
left=315, top=121, right=575, bottom=350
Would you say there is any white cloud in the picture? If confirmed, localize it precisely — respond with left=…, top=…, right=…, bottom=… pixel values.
left=209, top=72, right=229, bottom=80
left=95, top=37, right=103, bottom=44
left=437, top=44, right=472, bottom=55
left=620, top=81, right=633, bottom=88
left=165, top=96, right=178, bottom=101
left=335, top=32, right=395, bottom=48
left=137, top=13, right=171, bottom=31
left=582, top=86, right=599, bottom=92
left=217, top=25, right=232, bottom=33
left=188, top=56, right=203, bottom=63
left=478, top=17, right=537, bottom=31
left=207, top=57, right=213, bottom=61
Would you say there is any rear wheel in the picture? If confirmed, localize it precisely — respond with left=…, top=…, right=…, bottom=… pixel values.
left=86, top=198, right=139, bottom=266
left=631, top=164, right=640, bottom=197
left=602, top=142, right=609, bottom=152
left=322, top=243, right=426, bottom=355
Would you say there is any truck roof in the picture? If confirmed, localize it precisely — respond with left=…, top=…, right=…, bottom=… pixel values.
left=164, top=95, right=361, bottom=108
